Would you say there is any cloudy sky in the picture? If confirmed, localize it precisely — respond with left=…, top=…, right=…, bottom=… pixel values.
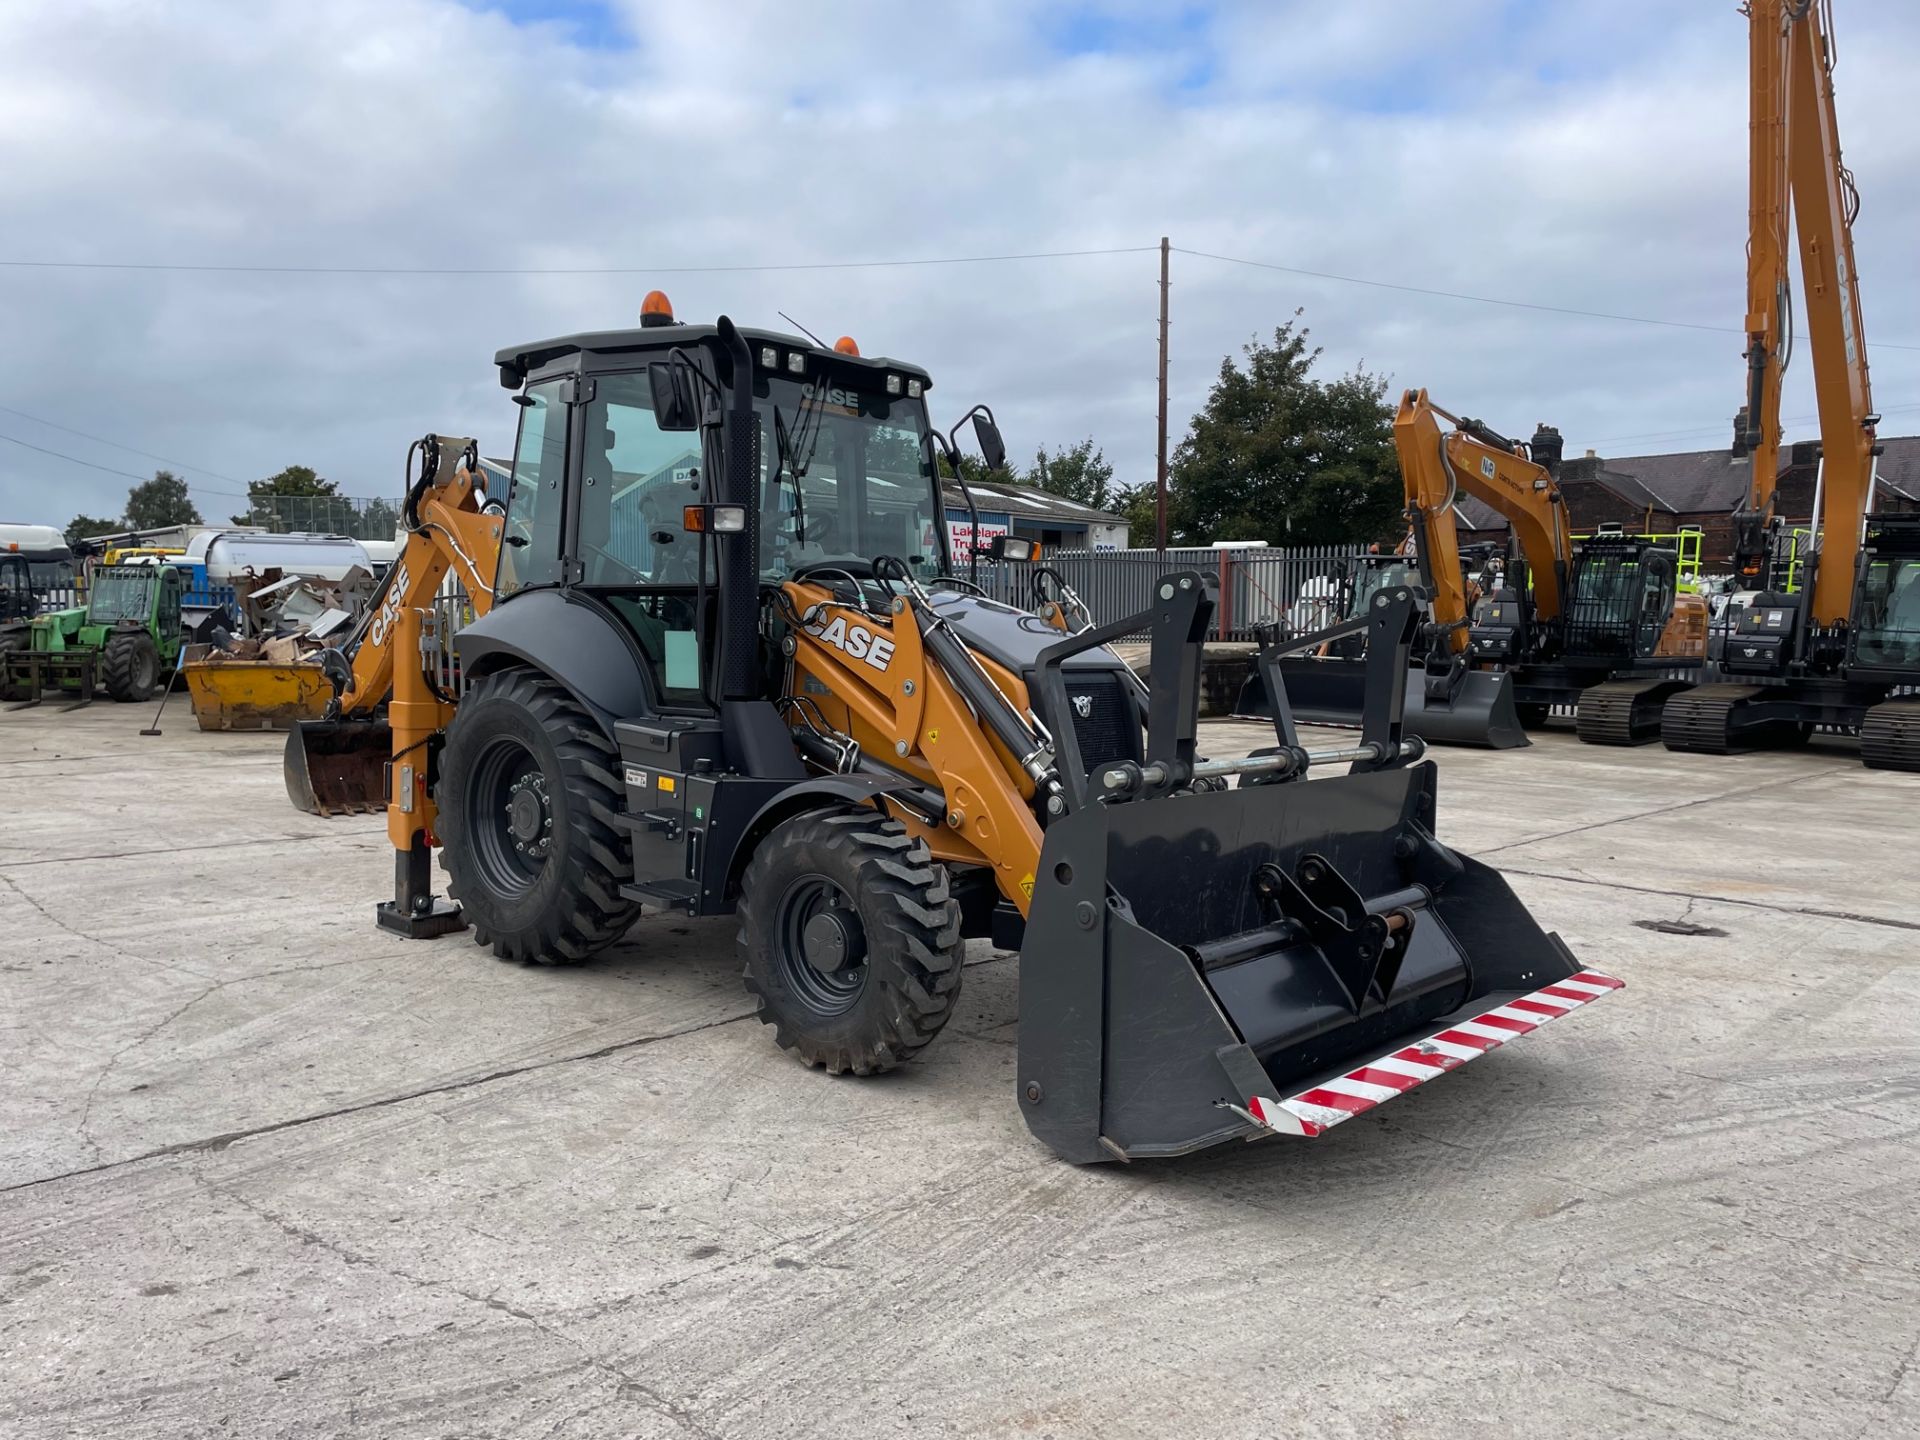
left=2, top=0, right=1918, bottom=530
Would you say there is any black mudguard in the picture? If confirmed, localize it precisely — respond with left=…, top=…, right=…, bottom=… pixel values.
left=455, top=589, right=657, bottom=729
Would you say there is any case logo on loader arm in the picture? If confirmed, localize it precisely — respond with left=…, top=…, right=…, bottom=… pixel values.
left=803, top=612, right=895, bottom=673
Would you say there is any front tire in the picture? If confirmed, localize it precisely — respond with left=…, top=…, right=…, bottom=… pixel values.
left=102, top=630, right=159, bottom=702
left=738, top=809, right=964, bottom=1075
left=438, top=670, right=640, bottom=964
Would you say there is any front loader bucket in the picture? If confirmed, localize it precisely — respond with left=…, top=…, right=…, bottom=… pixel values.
left=1236, top=658, right=1529, bottom=750
left=285, top=719, right=390, bottom=817
left=1016, top=761, right=1616, bottom=1163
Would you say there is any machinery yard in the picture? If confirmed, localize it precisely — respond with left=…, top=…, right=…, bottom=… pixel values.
left=3, top=704, right=1916, bottom=1440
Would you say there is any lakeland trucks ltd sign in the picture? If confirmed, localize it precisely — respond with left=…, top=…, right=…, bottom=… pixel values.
left=945, top=515, right=1010, bottom=561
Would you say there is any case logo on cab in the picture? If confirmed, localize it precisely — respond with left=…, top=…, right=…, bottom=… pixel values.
left=805, top=613, right=895, bottom=672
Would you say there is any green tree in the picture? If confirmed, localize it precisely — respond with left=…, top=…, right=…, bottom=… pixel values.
left=1027, top=438, right=1116, bottom=512
left=1168, top=315, right=1401, bottom=547
left=64, top=512, right=124, bottom=547
left=123, top=470, right=202, bottom=530
left=936, top=450, right=1012, bottom=489
left=1110, top=484, right=1161, bottom=546
left=232, top=464, right=340, bottom=531
left=358, top=496, right=401, bottom=543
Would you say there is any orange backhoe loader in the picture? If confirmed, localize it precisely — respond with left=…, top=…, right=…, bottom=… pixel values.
left=285, top=298, right=1621, bottom=1163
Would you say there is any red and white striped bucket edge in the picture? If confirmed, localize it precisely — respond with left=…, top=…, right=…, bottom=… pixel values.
left=1227, top=969, right=1624, bottom=1139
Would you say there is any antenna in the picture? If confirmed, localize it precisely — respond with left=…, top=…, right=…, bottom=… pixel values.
left=778, top=311, right=828, bottom=349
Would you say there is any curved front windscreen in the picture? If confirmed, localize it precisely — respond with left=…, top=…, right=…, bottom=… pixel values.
left=754, top=375, right=944, bottom=584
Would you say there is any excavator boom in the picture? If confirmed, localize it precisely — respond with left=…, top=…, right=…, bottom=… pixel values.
left=1785, top=3, right=1877, bottom=627
left=284, top=436, right=502, bottom=818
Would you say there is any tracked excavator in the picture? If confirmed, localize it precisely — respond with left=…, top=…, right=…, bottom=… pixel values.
left=1237, top=390, right=1710, bottom=748
left=1660, top=0, right=1920, bottom=768
left=283, top=296, right=1620, bottom=1163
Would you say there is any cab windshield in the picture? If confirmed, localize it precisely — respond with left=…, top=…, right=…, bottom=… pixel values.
left=559, top=367, right=945, bottom=590
left=1854, top=557, right=1920, bottom=667
left=756, top=374, right=944, bottom=584
left=86, top=569, right=154, bottom=624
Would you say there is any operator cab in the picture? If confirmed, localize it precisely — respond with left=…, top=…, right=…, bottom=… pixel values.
left=1560, top=534, right=1679, bottom=662
left=492, top=300, right=946, bottom=710
left=1849, top=514, right=1920, bottom=678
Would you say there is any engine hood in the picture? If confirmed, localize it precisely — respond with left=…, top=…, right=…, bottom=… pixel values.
left=927, top=590, right=1127, bottom=676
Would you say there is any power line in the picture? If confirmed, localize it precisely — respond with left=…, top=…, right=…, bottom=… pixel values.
left=1592, top=399, right=1920, bottom=448
left=8, top=238, right=1920, bottom=351
left=1173, top=245, right=1920, bottom=352
left=0, top=430, right=151, bottom=483
left=0, top=246, right=1158, bottom=277
left=0, top=402, right=251, bottom=488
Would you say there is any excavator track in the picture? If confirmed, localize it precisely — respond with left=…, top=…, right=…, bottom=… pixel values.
left=1659, top=685, right=1774, bottom=754
left=1574, top=678, right=1690, bottom=746
left=1860, top=698, right=1920, bottom=771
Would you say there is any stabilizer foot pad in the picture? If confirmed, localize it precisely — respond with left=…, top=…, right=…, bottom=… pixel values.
left=376, top=899, right=468, bottom=939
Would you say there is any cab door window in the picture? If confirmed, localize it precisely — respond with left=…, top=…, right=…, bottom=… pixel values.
left=158, top=569, right=182, bottom=635
left=499, top=381, right=567, bottom=596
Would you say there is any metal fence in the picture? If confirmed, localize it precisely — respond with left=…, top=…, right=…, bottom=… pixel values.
left=238, top=493, right=404, bottom=541
left=972, top=545, right=1366, bottom=641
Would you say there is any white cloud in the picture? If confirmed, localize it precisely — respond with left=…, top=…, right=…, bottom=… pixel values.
left=0, top=0, right=1916, bottom=527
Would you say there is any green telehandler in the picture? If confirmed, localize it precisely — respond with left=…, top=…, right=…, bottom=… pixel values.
left=3, top=564, right=186, bottom=708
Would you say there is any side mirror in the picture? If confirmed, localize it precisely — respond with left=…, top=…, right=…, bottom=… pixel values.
left=971, top=412, right=1007, bottom=473
left=984, top=534, right=1037, bottom=564
left=649, top=363, right=699, bottom=432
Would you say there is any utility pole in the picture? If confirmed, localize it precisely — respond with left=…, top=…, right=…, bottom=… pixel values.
left=1156, top=236, right=1170, bottom=555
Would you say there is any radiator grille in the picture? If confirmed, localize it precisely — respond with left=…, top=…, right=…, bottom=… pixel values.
left=1061, top=673, right=1140, bottom=771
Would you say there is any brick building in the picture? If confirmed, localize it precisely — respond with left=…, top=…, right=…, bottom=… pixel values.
left=1454, top=433, right=1920, bottom=567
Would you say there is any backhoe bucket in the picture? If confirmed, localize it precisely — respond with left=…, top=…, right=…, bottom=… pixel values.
left=285, top=719, right=390, bottom=817
left=1016, top=761, right=1616, bottom=1163
left=1236, top=658, right=1530, bottom=750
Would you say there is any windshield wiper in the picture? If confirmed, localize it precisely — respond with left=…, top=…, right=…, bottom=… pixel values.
left=772, top=382, right=829, bottom=543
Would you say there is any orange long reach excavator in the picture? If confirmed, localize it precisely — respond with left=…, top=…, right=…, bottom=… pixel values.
left=1239, top=391, right=1709, bottom=748
left=281, top=297, right=1621, bottom=1164
left=1660, top=0, right=1920, bottom=768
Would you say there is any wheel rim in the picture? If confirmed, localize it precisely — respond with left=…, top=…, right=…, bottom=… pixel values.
left=465, top=735, right=552, bottom=898
left=135, top=647, right=155, bottom=691
left=775, top=875, right=868, bottom=1017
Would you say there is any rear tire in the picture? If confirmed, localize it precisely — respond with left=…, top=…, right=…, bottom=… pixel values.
left=102, top=630, right=159, bottom=702
left=438, top=670, right=640, bottom=964
left=738, top=808, right=963, bottom=1075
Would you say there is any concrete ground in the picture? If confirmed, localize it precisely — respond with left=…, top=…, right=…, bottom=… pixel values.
left=2, top=700, right=1917, bottom=1440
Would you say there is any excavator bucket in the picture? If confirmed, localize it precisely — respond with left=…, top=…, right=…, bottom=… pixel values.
left=284, top=718, right=390, bottom=817
left=1404, top=663, right=1531, bottom=749
left=1019, top=577, right=1612, bottom=1163
left=1235, top=654, right=1530, bottom=750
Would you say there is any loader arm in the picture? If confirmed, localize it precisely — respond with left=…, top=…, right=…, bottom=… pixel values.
left=1394, top=388, right=1570, bottom=640
left=780, top=577, right=1047, bottom=913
